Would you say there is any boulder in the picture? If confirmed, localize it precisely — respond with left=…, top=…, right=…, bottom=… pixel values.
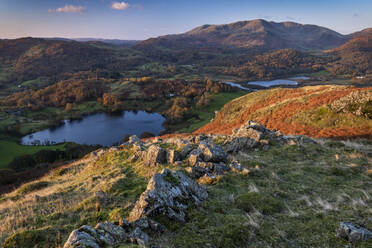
left=198, top=143, right=227, bottom=163
left=336, top=222, right=372, bottom=243
left=180, top=144, right=194, bottom=158
left=143, top=145, right=167, bottom=165
left=167, top=149, right=181, bottom=164
left=63, top=229, right=99, bottom=248
left=128, top=168, right=208, bottom=222
left=226, top=137, right=259, bottom=153
left=187, top=149, right=203, bottom=166
left=129, top=227, right=150, bottom=247
left=95, top=222, right=127, bottom=243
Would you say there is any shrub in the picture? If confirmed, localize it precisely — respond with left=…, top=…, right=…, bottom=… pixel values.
left=235, top=192, right=284, bottom=215
left=140, top=131, right=155, bottom=139
left=0, top=169, right=16, bottom=185
left=9, top=155, right=36, bottom=172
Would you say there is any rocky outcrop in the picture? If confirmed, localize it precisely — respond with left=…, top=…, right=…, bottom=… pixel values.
left=129, top=168, right=208, bottom=222
left=143, top=145, right=167, bottom=165
left=225, top=120, right=282, bottom=153
left=64, top=218, right=165, bottom=248
left=336, top=222, right=372, bottom=243
left=330, top=90, right=372, bottom=117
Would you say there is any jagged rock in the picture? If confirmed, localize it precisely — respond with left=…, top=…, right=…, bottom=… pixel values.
left=199, top=142, right=227, bottom=162
left=128, top=168, right=208, bottom=222
left=143, top=145, right=167, bottom=165
left=165, top=137, right=189, bottom=148
left=133, top=217, right=150, bottom=229
left=330, top=90, right=372, bottom=117
left=226, top=137, right=259, bottom=153
left=185, top=166, right=206, bottom=179
left=180, top=144, right=194, bottom=158
left=95, top=222, right=127, bottom=243
left=336, top=222, right=372, bottom=243
left=167, top=149, right=181, bottom=164
left=63, top=229, right=99, bottom=248
left=188, top=148, right=203, bottom=166
left=129, top=227, right=150, bottom=247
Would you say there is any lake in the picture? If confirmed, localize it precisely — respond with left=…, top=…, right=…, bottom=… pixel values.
left=247, top=79, right=298, bottom=87
left=224, top=76, right=310, bottom=89
left=21, top=111, right=165, bottom=146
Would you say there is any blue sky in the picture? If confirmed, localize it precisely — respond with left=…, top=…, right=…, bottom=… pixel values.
left=0, top=0, right=371, bottom=39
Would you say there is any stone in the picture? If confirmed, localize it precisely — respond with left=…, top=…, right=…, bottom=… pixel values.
left=95, top=222, right=127, bottom=243
left=143, top=145, right=167, bottom=165
left=226, top=137, right=259, bottom=153
left=128, top=168, right=208, bottom=222
left=198, top=143, right=227, bottom=162
left=129, top=227, right=150, bottom=247
left=336, top=222, right=372, bottom=243
left=187, top=149, right=203, bottom=166
left=63, top=229, right=99, bottom=248
left=167, top=149, right=181, bottom=164
left=180, top=144, right=194, bottom=158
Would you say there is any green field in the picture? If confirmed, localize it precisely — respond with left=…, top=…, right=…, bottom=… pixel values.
left=0, top=138, right=66, bottom=168
left=179, top=91, right=248, bottom=133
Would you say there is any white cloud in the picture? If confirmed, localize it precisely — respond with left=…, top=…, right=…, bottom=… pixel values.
left=48, top=5, right=85, bottom=13
left=111, top=2, right=130, bottom=10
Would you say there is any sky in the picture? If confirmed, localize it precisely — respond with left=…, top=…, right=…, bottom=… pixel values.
left=0, top=0, right=371, bottom=40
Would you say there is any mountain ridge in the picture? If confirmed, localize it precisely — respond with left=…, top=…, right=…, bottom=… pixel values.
left=137, top=19, right=350, bottom=51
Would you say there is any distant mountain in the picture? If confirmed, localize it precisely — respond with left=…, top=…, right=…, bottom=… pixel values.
left=137, top=19, right=350, bottom=51
left=0, top=37, right=112, bottom=82
left=44, top=38, right=141, bottom=46
left=328, top=29, right=372, bottom=75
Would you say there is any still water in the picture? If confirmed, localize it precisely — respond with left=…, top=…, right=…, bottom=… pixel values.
left=21, top=111, right=165, bottom=146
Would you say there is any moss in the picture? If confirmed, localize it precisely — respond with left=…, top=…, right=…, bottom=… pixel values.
left=16, top=181, right=49, bottom=195
left=235, top=192, right=284, bottom=215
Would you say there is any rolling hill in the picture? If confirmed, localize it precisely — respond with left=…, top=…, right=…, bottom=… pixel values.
left=138, top=19, right=350, bottom=51
left=197, top=85, right=372, bottom=139
left=327, top=29, right=372, bottom=75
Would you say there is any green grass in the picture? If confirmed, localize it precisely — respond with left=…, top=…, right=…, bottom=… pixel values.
left=179, top=91, right=248, bottom=133
left=0, top=138, right=66, bottom=168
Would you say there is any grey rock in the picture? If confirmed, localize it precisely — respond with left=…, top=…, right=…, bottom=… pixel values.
left=63, top=230, right=99, bottom=248
left=95, top=222, right=127, bottom=243
left=128, top=168, right=208, bottom=222
left=180, top=144, right=194, bottom=158
left=129, top=227, right=150, bottom=247
left=143, top=145, right=167, bottom=165
left=167, top=149, right=181, bottom=164
left=199, top=143, right=227, bottom=162
left=187, top=149, right=203, bottom=166
left=336, top=222, right=372, bottom=243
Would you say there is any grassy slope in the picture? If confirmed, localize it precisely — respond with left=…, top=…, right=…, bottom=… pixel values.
left=0, top=138, right=66, bottom=168
left=0, top=139, right=371, bottom=247
left=197, top=85, right=372, bottom=139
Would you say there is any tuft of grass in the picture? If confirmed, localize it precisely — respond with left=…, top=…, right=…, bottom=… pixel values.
left=236, top=192, right=284, bottom=215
